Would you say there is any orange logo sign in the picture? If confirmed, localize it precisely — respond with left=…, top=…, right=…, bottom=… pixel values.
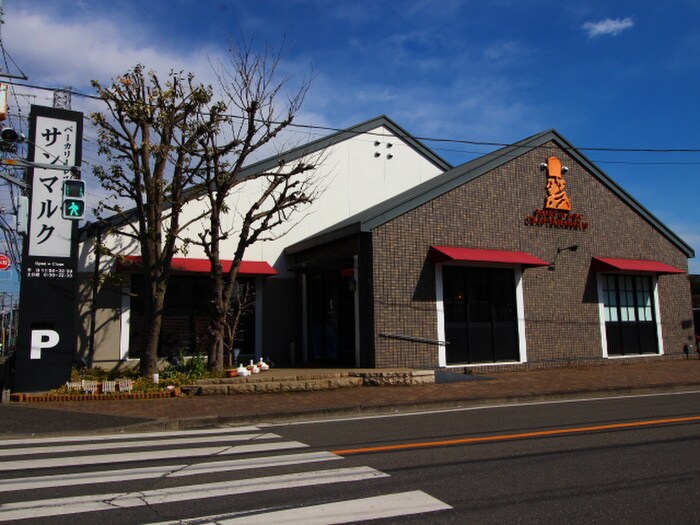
left=544, top=156, right=571, bottom=211
left=524, top=156, right=588, bottom=231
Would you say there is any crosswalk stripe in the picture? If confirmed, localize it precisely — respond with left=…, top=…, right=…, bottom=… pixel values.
left=0, top=440, right=308, bottom=472
left=0, top=451, right=342, bottom=492
left=0, top=425, right=262, bottom=447
left=0, top=466, right=389, bottom=522
left=169, top=450, right=342, bottom=477
left=0, top=431, right=280, bottom=458
left=146, top=491, right=453, bottom=525
left=0, top=464, right=183, bottom=493
left=1, top=428, right=453, bottom=523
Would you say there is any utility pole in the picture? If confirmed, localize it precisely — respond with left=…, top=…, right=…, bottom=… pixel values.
left=0, top=292, right=5, bottom=354
left=0, top=291, right=13, bottom=354
left=0, top=0, right=28, bottom=81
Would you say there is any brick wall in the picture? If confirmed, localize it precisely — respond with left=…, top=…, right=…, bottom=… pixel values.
left=372, top=141, right=693, bottom=368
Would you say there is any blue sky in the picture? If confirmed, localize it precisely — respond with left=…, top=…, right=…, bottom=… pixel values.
left=1, top=0, right=699, bottom=296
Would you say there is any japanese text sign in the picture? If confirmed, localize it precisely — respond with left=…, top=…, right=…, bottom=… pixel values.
left=28, top=109, right=83, bottom=257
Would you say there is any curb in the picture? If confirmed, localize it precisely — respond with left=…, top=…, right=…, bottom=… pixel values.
left=107, top=382, right=700, bottom=433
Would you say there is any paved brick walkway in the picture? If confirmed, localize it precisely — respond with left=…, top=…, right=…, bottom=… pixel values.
left=2, top=360, right=698, bottom=436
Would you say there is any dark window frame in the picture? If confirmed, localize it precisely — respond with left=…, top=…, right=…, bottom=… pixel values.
left=441, top=265, right=521, bottom=365
left=601, top=273, right=659, bottom=356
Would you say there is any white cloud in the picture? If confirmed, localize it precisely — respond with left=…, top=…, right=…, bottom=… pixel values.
left=5, top=9, right=222, bottom=89
left=582, top=17, right=634, bottom=38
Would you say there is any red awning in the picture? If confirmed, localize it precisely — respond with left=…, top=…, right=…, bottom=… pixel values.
left=116, top=256, right=277, bottom=276
left=592, top=257, right=685, bottom=275
left=429, top=246, right=549, bottom=267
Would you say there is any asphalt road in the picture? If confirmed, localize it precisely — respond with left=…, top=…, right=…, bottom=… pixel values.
left=265, top=391, right=700, bottom=524
left=2, top=391, right=699, bottom=524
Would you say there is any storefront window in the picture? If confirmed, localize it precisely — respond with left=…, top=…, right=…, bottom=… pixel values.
left=128, top=274, right=255, bottom=360
left=443, top=266, right=519, bottom=364
left=602, top=274, right=658, bottom=356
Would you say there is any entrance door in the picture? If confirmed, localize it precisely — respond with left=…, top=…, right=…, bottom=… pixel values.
left=306, top=271, right=356, bottom=365
left=602, top=274, right=658, bottom=355
left=443, top=266, right=519, bottom=364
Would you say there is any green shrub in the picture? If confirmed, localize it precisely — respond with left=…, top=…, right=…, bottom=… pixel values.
left=160, top=352, right=208, bottom=381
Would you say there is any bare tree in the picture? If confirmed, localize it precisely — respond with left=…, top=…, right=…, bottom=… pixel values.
left=90, top=65, right=224, bottom=376
left=224, top=280, right=255, bottom=367
left=187, top=42, right=321, bottom=372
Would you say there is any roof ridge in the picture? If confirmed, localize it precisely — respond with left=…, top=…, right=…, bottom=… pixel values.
left=81, top=115, right=451, bottom=240
left=287, top=128, right=694, bottom=259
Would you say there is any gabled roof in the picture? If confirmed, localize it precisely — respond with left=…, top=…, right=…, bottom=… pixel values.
left=81, top=115, right=451, bottom=240
left=230, top=114, right=452, bottom=177
left=286, top=129, right=695, bottom=258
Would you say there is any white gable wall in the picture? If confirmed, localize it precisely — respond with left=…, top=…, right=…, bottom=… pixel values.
left=77, top=124, right=445, bottom=365
left=83, top=125, right=444, bottom=272
left=247, top=125, right=444, bottom=271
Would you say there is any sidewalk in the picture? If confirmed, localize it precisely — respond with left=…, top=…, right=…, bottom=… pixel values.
left=1, top=360, right=699, bottom=437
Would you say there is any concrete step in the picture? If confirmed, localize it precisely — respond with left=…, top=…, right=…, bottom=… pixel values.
left=196, top=371, right=354, bottom=385
left=183, top=368, right=436, bottom=395
left=191, top=376, right=363, bottom=395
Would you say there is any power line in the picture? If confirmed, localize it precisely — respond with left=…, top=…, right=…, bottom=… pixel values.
left=4, top=79, right=700, bottom=155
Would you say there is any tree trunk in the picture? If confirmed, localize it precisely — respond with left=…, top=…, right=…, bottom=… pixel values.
left=140, top=279, right=166, bottom=376
left=208, top=314, right=226, bottom=372
left=207, top=293, right=227, bottom=372
left=207, top=259, right=227, bottom=372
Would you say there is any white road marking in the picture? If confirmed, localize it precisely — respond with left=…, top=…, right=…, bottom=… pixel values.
left=0, top=464, right=183, bottom=493
left=0, top=440, right=308, bottom=471
left=0, top=451, right=342, bottom=492
left=260, top=390, right=700, bottom=427
left=0, top=466, right=388, bottom=522
left=146, top=491, right=452, bottom=525
left=0, top=425, right=264, bottom=446
left=169, top=450, right=342, bottom=477
left=0, top=432, right=279, bottom=457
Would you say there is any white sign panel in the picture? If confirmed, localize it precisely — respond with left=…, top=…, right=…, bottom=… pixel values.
left=28, top=115, right=79, bottom=257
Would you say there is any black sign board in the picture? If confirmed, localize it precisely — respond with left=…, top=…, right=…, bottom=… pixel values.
left=14, top=105, right=83, bottom=392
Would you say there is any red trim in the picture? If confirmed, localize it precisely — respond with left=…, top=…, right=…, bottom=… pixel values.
left=429, top=246, right=549, bottom=267
left=116, top=256, right=277, bottom=276
left=592, top=257, right=684, bottom=275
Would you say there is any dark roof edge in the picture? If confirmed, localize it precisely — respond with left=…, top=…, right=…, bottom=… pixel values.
left=362, top=128, right=694, bottom=258
left=358, top=129, right=555, bottom=231
left=285, top=130, right=552, bottom=253
left=228, top=115, right=452, bottom=181
left=284, top=222, right=362, bottom=256
left=545, top=130, right=695, bottom=259
left=81, top=115, right=451, bottom=241
left=294, top=128, right=694, bottom=259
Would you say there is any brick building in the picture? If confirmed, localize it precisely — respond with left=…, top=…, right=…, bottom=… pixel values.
left=286, top=128, right=695, bottom=370
left=80, top=119, right=694, bottom=371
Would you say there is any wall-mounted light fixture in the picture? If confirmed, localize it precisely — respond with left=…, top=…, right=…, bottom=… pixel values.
left=548, top=244, right=578, bottom=271
left=541, top=159, right=569, bottom=175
